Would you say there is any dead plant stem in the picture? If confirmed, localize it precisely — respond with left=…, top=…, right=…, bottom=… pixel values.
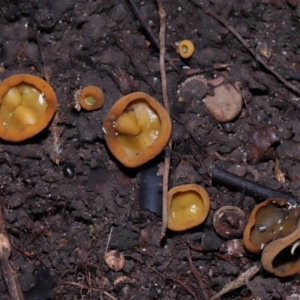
left=187, top=252, right=210, bottom=300
left=57, top=281, right=118, bottom=300
left=0, top=207, right=24, bottom=300
left=156, top=0, right=172, bottom=240
left=210, top=265, right=259, bottom=300
left=146, top=263, right=198, bottom=299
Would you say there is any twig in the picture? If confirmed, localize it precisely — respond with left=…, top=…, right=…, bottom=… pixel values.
left=156, top=0, right=172, bottom=240
left=210, top=265, right=259, bottom=300
left=126, top=0, right=181, bottom=75
left=190, top=0, right=300, bottom=96
left=146, top=263, right=198, bottom=299
left=211, top=166, right=299, bottom=206
left=105, top=226, right=114, bottom=253
left=56, top=281, right=118, bottom=300
left=0, top=207, right=24, bottom=300
left=187, top=252, right=209, bottom=300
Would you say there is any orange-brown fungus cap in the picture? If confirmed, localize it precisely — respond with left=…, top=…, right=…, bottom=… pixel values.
left=79, top=86, right=104, bottom=111
left=103, top=92, right=172, bottom=168
left=262, top=219, right=300, bottom=277
left=178, top=40, right=195, bottom=59
left=243, top=198, right=300, bottom=254
left=167, top=184, right=210, bottom=231
left=0, top=74, right=57, bottom=141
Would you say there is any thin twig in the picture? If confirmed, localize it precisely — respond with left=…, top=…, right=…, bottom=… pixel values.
left=146, top=263, right=198, bottom=299
left=190, top=0, right=300, bottom=96
left=57, top=281, right=118, bottom=300
left=210, top=265, right=259, bottom=300
left=156, top=0, right=172, bottom=240
left=187, top=252, right=210, bottom=300
left=0, top=207, right=24, bottom=300
left=126, top=0, right=181, bottom=76
left=105, top=226, right=114, bottom=253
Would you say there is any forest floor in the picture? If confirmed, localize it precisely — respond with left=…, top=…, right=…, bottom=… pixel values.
left=1, top=0, right=300, bottom=299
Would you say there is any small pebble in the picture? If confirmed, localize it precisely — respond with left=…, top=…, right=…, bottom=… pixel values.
left=204, top=83, right=242, bottom=122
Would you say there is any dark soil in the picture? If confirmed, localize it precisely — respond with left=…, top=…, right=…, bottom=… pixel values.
left=1, top=0, right=300, bottom=299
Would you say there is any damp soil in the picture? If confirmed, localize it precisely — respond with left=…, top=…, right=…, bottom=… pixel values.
left=1, top=0, right=300, bottom=299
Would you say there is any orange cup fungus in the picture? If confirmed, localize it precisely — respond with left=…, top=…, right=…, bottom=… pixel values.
left=243, top=198, right=300, bottom=254
left=243, top=197, right=300, bottom=277
left=103, top=92, right=172, bottom=168
left=0, top=74, right=57, bottom=141
left=178, top=40, right=195, bottom=59
left=261, top=219, right=300, bottom=277
left=79, top=86, right=104, bottom=111
left=167, top=184, right=210, bottom=231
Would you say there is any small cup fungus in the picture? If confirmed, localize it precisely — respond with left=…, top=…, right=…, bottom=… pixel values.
left=103, top=92, right=172, bottom=168
left=79, top=86, right=104, bottom=111
left=167, top=184, right=210, bottom=231
left=213, top=206, right=246, bottom=239
left=243, top=198, right=300, bottom=254
left=0, top=74, right=57, bottom=141
left=261, top=220, right=300, bottom=277
left=178, top=40, right=195, bottom=59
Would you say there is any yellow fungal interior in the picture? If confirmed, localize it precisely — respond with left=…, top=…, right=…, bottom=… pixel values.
left=169, top=191, right=204, bottom=225
left=250, top=203, right=299, bottom=249
left=0, top=83, right=48, bottom=130
left=84, top=95, right=96, bottom=106
left=182, top=45, right=188, bottom=54
left=114, top=100, right=161, bottom=159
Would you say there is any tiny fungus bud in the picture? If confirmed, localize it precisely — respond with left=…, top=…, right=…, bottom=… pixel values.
left=178, top=40, right=195, bottom=59
left=104, top=250, right=125, bottom=272
left=243, top=198, right=300, bottom=254
left=167, top=184, right=210, bottom=231
left=78, top=86, right=104, bottom=111
left=103, top=92, right=172, bottom=168
left=213, top=206, right=246, bottom=239
left=0, top=74, right=57, bottom=141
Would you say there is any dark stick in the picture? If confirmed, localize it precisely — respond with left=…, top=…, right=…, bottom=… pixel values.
left=212, top=167, right=299, bottom=206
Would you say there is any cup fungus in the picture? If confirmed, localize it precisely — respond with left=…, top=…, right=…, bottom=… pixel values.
left=243, top=198, right=300, bottom=254
left=213, top=206, right=246, bottom=239
left=78, top=86, right=104, bottom=111
left=178, top=40, right=195, bottom=59
left=0, top=74, right=57, bottom=141
left=103, top=92, right=172, bottom=168
left=167, top=184, right=210, bottom=231
left=261, top=220, right=300, bottom=277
